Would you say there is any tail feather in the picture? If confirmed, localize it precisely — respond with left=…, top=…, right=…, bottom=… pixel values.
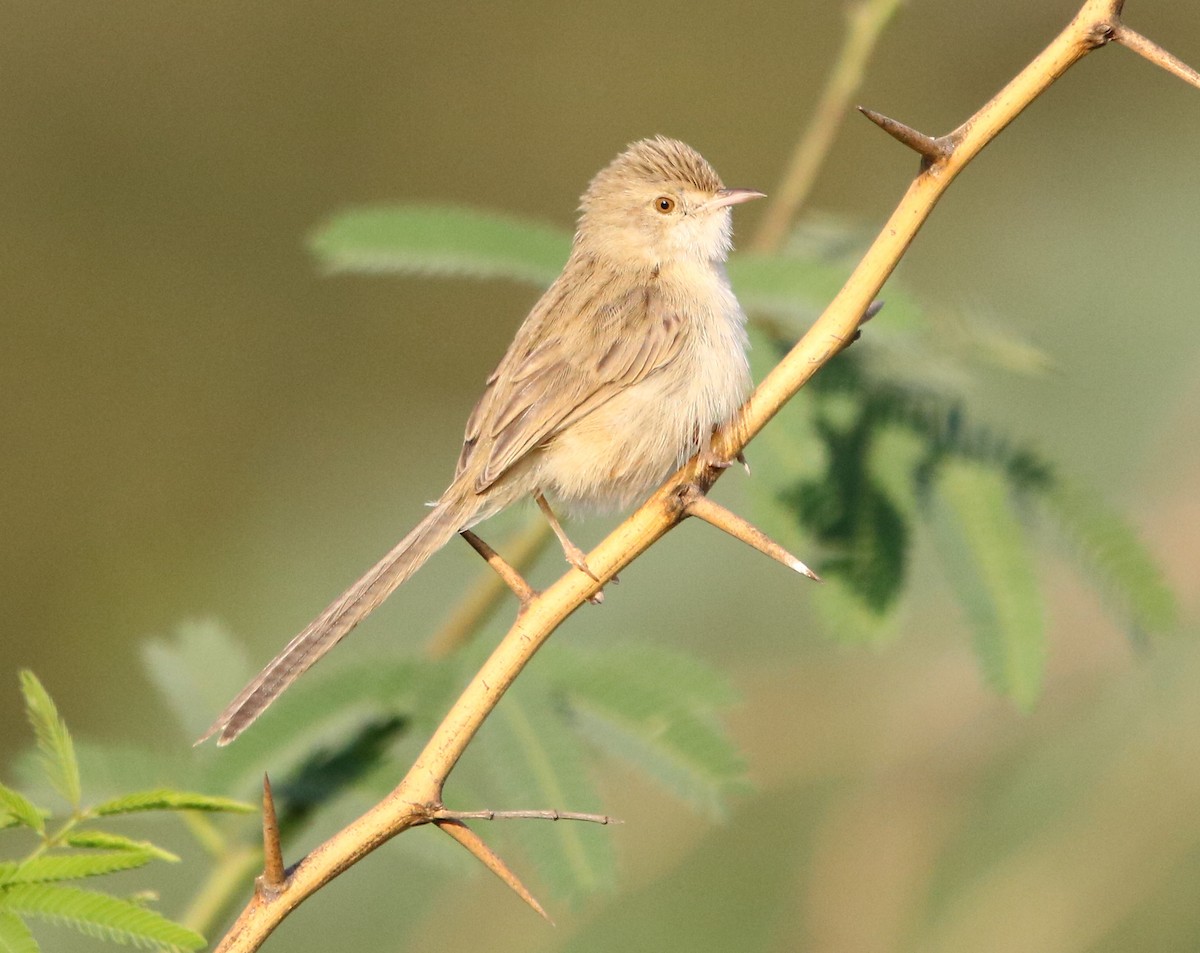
left=198, top=487, right=483, bottom=746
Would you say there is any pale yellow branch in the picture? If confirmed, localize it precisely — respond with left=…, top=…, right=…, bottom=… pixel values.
left=214, top=3, right=1200, bottom=949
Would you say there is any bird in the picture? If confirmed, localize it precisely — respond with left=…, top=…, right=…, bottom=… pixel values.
left=198, top=136, right=764, bottom=745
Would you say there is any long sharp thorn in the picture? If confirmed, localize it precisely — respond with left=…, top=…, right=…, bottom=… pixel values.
left=260, top=773, right=285, bottom=893
left=435, top=818, right=552, bottom=923
left=1114, top=26, right=1200, bottom=90
left=858, top=106, right=950, bottom=162
left=685, top=494, right=820, bottom=580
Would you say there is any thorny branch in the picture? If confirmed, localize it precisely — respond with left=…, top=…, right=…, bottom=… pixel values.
left=214, top=3, right=1198, bottom=949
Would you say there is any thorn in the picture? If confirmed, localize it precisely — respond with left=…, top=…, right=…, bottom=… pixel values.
left=435, top=818, right=552, bottom=923
left=1113, top=25, right=1200, bottom=91
left=858, top=106, right=951, bottom=162
left=260, top=774, right=286, bottom=895
left=434, top=808, right=623, bottom=825
left=685, top=492, right=820, bottom=581
left=460, top=530, right=537, bottom=605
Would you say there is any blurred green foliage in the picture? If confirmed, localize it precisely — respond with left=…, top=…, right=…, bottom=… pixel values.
left=310, top=204, right=1177, bottom=704
left=0, top=672, right=251, bottom=952
left=4, top=0, right=1199, bottom=950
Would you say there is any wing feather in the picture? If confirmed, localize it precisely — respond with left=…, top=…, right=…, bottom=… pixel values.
left=455, top=261, right=684, bottom=492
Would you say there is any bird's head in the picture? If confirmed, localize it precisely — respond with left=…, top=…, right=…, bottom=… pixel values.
left=576, top=136, right=763, bottom=269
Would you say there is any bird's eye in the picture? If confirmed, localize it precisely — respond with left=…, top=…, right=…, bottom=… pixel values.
left=654, top=196, right=676, bottom=214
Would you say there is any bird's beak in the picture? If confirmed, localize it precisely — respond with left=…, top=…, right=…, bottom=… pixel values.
left=710, top=188, right=767, bottom=210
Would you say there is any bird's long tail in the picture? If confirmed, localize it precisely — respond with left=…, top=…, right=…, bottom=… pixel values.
left=197, top=483, right=485, bottom=746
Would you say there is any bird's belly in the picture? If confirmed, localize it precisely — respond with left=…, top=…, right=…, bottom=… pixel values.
left=539, top=321, right=749, bottom=512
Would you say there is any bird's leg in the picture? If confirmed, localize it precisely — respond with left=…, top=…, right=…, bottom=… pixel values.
left=533, top=492, right=606, bottom=602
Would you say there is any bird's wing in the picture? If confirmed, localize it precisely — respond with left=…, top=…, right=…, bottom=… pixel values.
left=456, top=274, right=686, bottom=493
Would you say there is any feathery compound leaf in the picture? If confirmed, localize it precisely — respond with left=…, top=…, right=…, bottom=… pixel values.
left=544, top=643, right=739, bottom=711
left=141, top=621, right=254, bottom=741
left=931, top=459, right=1046, bottom=708
left=781, top=373, right=911, bottom=620
left=0, top=884, right=203, bottom=951
left=273, top=716, right=408, bottom=838
left=64, top=832, right=179, bottom=864
left=195, top=656, right=427, bottom=798
left=474, top=675, right=614, bottom=898
left=542, top=644, right=749, bottom=818
left=18, top=672, right=81, bottom=811
left=1040, top=479, right=1177, bottom=639
left=310, top=206, right=570, bottom=286
left=0, top=853, right=155, bottom=887
left=0, top=911, right=39, bottom=953
left=91, top=789, right=254, bottom=817
left=0, top=786, right=44, bottom=835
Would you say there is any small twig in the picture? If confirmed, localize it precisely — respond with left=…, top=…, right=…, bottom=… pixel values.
left=258, top=775, right=285, bottom=896
left=857, top=107, right=953, bottom=162
left=460, top=530, right=537, bottom=605
left=433, top=819, right=551, bottom=922
left=1113, top=25, right=1200, bottom=89
left=752, top=0, right=905, bottom=252
left=429, top=518, right=553, bottom=659
left=433, top=808, right=622, bottom=825
left=684, top=491, right=820, bottom=580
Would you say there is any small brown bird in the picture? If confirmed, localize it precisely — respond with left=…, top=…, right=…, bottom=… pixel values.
left=199, top=137, right=764, bottom=745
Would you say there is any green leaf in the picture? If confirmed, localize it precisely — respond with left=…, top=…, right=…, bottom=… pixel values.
left=726, top=252, right=845, bottom=323
left=931, top=459, right=1046, bottom=707
left=743, top=328, right=825, bottom=554
left=91, top=789, right=254, bottom=817
left=779, top=364, right=911, bottom=620
left=310, top=206, right=570, bottom=285
left=0, top=911, right=39, bottom=953
left=0, top=884, right=203, bottom=951
left=0, top=853, right=154, bottom=887
left=194, top=656, right=426, bottom=799
left=542, top=644, right=749, bottom=818
left=811, top=575, right=905, bottom=645
left=18, top=672, right=81, bottom=811
left=474, top=673, right=615, bottom=898
left=0, top=785, right=44, bottom=835
left=273, top=715, right=408, bottom=837
left=64, top=832, right=179, bottom=864
left=141, top=621, right=254, bottom=741
left=1040, top=478, right=1177, bottom=639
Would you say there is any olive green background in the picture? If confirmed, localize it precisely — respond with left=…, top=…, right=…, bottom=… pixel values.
left=3, top=1, right=1199, bottom=950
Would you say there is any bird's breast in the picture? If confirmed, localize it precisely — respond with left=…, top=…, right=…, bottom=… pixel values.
left=540, top=263, right=750, bottom=512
